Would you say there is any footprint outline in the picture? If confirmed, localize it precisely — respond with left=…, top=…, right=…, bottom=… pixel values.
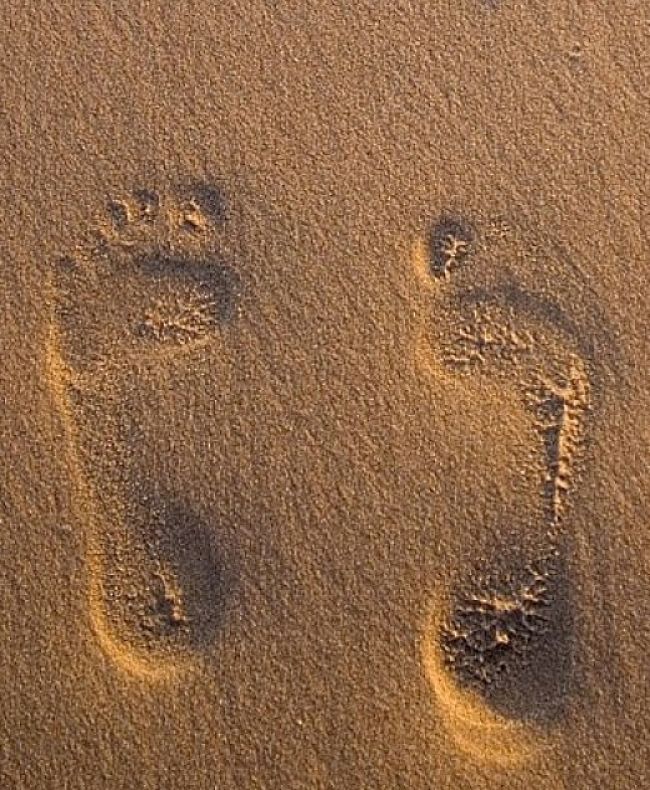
left=414, top=210, right=615, bottom=763
left=46, top=181, right=242, bottom=681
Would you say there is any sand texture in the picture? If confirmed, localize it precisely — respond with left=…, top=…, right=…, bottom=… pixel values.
left=1, top=2, right=649, bottom=788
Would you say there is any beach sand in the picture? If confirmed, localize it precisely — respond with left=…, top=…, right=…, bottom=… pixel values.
left=1, top=2, right=648, bottom=788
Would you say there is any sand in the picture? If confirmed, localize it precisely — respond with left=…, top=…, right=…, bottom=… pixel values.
left=1, top=2, right=649, bottom=788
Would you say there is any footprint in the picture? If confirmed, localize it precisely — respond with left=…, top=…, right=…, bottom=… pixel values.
left=420, top=560, right=572, bottom=766
left=46, top=183, right=241, bottom=679
left=414, top=213, right=600, bottom=530
left=52, top=184, right=241, bottom=378
left=414, top=212, right=606, bottom=761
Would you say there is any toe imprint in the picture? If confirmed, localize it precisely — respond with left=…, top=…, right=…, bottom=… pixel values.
left=428, top=214, right=477, bottom=280
left=50, top=184, right=242, bottom=377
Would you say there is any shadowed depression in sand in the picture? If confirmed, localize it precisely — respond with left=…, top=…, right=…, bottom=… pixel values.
left=46, top=184, right=242, bottom=679
left=413, top=211, right=616, bottom=765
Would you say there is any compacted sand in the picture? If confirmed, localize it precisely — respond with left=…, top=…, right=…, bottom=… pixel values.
left=1, top=2, right=648, bottom=788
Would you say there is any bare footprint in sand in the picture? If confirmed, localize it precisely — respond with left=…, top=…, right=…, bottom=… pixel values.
left=413, top=212, right=612, bottom=764
left=46, top=182, right=241, bottom=680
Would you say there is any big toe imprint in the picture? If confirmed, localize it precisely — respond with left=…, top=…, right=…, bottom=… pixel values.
left=46, top=183, right=241, bottom=679
left=413, top=212, right=612, bottom=762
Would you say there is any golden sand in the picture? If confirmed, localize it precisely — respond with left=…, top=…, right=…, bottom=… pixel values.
left=2, top=2, right=648, bottom=788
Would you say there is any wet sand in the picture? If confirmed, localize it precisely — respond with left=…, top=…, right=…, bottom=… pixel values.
left=1, top=2, right=649, bottom=788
